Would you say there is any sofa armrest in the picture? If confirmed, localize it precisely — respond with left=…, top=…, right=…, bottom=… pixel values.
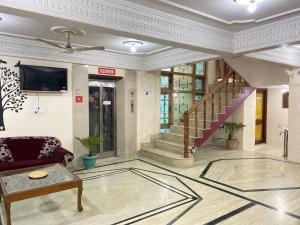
left=53, top=147, right=74, bottom=166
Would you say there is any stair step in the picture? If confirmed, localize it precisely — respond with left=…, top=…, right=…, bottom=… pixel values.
left=154, top=139, right=185, bottom=154
left=141, top=146, right=194, bottom=168
left=170, top=125, right=204, bottom=136
left=176, top=120, right=212, bottom=128
left=161, top=132, right=196, bottom=144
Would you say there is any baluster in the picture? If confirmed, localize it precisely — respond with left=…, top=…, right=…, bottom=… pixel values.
left=203, top=101, right=207, bottom=129
left=225, top=79, right=228, bottom=106
left=232, top=73, right=236, bottom=99
left=218, top=86, right=222, bottom=113
left=239, top=75, right=242, bottom=93
left=211, top=93, right=215, bottom=121
left=183, top=112, right=189, bottom=158
left=194, top=108, right=198, bottom=137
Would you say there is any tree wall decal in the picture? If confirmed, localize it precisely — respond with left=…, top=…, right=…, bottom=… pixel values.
left=0, top=60, right=27, bottom=131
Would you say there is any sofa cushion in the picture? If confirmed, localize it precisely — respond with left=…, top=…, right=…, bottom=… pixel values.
left=0, top=158, right=59, bottom=171
left=4, top=137, right=45, bottom=161
left=0, top=144, right=14, bottom=162
left=37, top=137, right=61, bottom=159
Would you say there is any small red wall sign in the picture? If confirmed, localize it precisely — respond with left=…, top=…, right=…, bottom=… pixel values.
left=75, top=96, right=83, bottom=103
left=98, top=67, right=116, bottom=75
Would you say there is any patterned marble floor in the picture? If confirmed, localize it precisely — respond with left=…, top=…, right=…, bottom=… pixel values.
left=1, top=148, right=300, bottom=225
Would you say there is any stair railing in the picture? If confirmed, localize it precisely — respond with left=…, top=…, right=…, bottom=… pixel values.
left=182, top=68, right=248, bottom=158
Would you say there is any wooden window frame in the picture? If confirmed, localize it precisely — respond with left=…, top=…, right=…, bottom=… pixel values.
left=160, top=63, right=207, bottom=129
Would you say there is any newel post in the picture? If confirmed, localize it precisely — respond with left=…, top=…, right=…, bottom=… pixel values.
left=183, top=112, right=190, bottom=158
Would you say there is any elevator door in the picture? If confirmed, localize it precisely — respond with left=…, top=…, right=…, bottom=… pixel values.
left=89, top=80, right=116, bottom=158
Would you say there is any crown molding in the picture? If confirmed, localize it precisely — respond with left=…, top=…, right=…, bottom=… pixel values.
left=0, top=0, right=234, bottom=54
left=0, top=34, right=218, bottom=71
left=246, top=47, right=300, bottom=67
left=0, top=0, right=299, bottom=54
left=145, top=49, right=218, bottom=70
left=159, top=0, right=300, bottom=25
left=234, top=15, right=300, bottom=53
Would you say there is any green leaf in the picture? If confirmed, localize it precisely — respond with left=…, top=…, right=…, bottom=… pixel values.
left=75, top=136, right=102, bottom=155
left=220, top=122, right=246, bottom=140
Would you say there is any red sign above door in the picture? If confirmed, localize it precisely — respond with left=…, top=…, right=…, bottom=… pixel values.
left=98, top=67, right=116, bottom=75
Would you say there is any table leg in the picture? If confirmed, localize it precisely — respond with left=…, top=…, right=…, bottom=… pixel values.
left=0, top=185, right=3, bottom=202
left=77, top=186, right=83, bottom=212
left=5, top=201, right=11, bottom=225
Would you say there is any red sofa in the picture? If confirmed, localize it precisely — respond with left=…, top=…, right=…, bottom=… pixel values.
left=0, top=136, right=74, bottom=171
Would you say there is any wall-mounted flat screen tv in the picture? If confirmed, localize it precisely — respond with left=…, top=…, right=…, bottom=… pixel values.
left=20, top=65, right=67, bottom=92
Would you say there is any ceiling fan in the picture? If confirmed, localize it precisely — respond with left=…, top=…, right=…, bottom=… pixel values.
left=35, top=26, right=105, bottom=53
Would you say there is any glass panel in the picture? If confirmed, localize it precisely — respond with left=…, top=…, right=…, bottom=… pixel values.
left=160, top=75, right=169, bottom=88
left=195, top=79, right=203, bottom=91
left=173, top=93, right=192, bottom=123
left=1, top=164, right=76, bottom=194
left=89, top=86, right=101, bottom=155
left=160, top=128, right=170, bottom=133
left=161, top=68, right=171, bottom=72
left=174, top=64, right=193, bottom=74
left=195, top=95, right=202, bottom=102
left=195, top=63, right=204, bottom=75
left=160, top=94, right=169, bottom=124
left=102, top=87, right=115, bottom=153
left=173, top=75, right=193, bottom=91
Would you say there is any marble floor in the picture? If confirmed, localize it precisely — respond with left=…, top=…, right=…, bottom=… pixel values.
left=1, top=147, right=300, bottom=225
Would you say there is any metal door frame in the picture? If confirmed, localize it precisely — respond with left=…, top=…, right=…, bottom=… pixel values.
left=89, top=80, right=117, bottom=158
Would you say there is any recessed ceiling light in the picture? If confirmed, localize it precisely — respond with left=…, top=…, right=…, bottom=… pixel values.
left=234, top=0, right=263, bottom=4
left=248, top=2, right=256, bottom=13
left=123, top=41, right=143, bottom=53
left=234, top=0, right=264, bottom=13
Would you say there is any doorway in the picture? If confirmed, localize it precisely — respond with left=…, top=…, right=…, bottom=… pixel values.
left=89, top=80, right=116, bottom=158
left=255, top=89, right=267, bottom=144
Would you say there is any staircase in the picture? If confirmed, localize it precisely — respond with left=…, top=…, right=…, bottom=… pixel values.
left=141, top=61, right=255, bottom=167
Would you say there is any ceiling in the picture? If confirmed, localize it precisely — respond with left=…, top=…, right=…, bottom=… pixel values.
left=0, top=13, right=171, bottom=55
left=247, top=44, right=300, bottom=67
left=157, top=0, right=300, bottom=24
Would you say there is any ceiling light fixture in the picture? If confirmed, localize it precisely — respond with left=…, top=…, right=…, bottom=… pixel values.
left=123, top=41, right=143, bottom=53
left=234, top=0, right=264, bottom=13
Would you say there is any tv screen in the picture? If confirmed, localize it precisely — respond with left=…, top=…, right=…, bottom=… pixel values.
left=20, top=65, right=67, bottom=92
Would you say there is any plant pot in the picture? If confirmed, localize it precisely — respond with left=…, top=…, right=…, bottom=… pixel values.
left=227, top=139, right=239, bottom=150
left=82, top=154, right=97, bottom=170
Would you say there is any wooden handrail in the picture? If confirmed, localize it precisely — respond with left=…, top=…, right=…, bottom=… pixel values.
left=185, top=70, right=233, bottom=115
left=182, top=62, right=248, bottom=158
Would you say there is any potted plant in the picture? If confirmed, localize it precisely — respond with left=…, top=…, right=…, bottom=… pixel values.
left=75, top=136, right=101, bottom=169
left=220, top=122, right=245, bottom=150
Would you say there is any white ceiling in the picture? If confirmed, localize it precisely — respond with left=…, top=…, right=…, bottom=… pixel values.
left=247, top=44, right=300, bottom=67
left=0, top=13, right=170, bottom=55
left=158, top=0, right=300, bottom=24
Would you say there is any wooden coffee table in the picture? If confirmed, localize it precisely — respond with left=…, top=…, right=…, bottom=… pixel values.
left=0, top=163, right=83, bottom=225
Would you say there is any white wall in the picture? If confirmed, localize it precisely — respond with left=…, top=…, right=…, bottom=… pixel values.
left=232, top=90, right=256, bottom=150
left=116, top=70, right=138, bottom=157
left=136, top=71, right=161, bottom=150
left=206, top=60, right=217, bottom=89
left=0, top=55, right=73, bottom=151
left=225, top=57, right=290, bottom=87
left=267, top=88, right=288, bottom=147
left=288, top=74, right=300, bottom=163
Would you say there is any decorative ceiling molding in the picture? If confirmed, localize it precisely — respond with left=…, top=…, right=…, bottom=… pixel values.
left=145, top=49, right=218, bottom=70
left=0, top=34, right=218, bottom=71
left=234, top=15, right=300, bottom=53
left=0, top=0, right=234, bottom=53
left=0, top=0, right=299, bottom=54
left=246, top=46, right=300, bottom=67
left=159, top=0, right=300, bottom=25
